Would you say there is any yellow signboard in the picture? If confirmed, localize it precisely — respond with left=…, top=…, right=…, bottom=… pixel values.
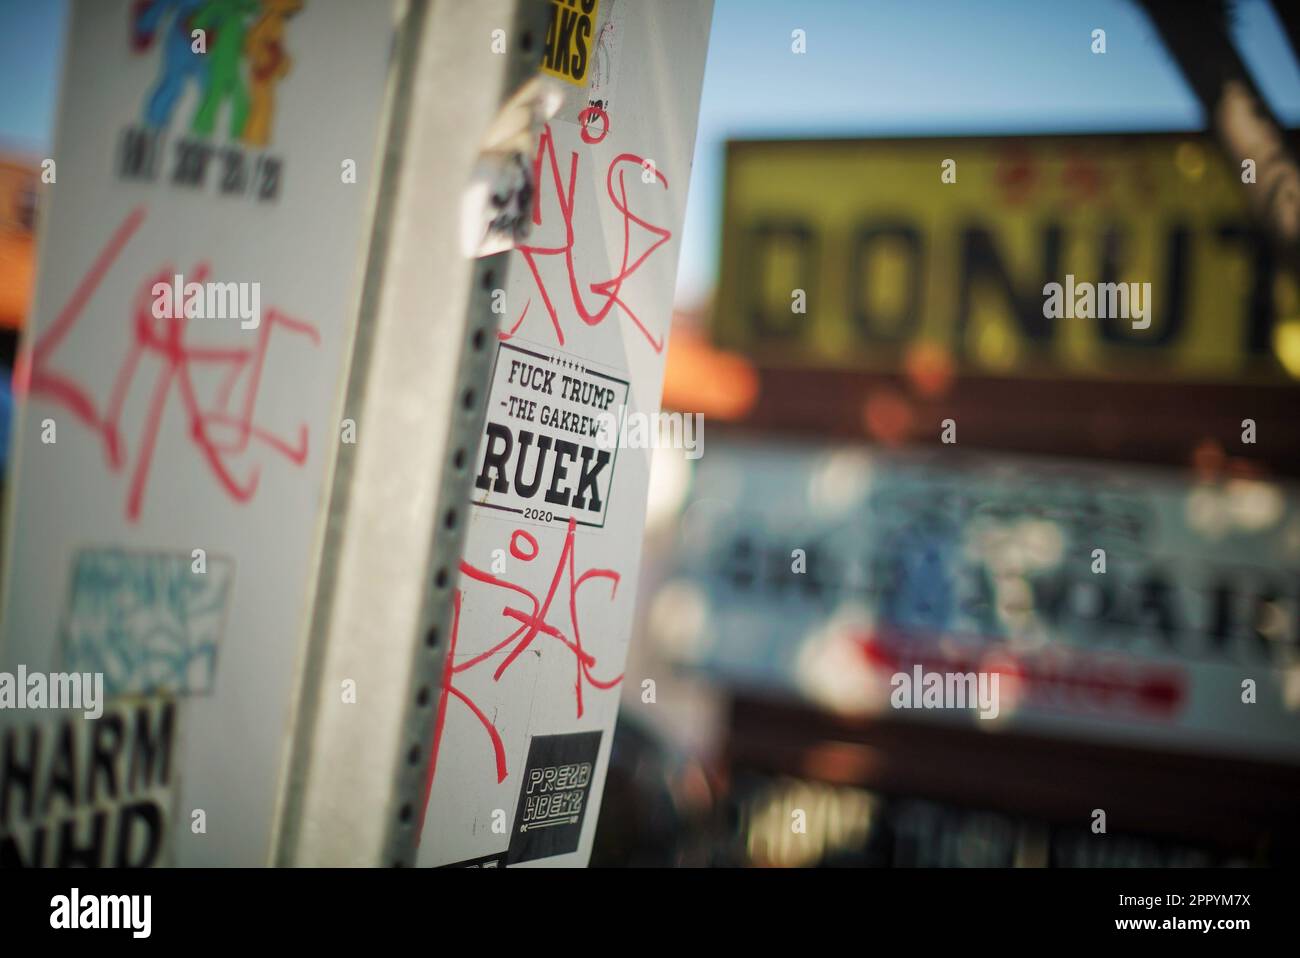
left=713, top=135, right=1300, bottom=382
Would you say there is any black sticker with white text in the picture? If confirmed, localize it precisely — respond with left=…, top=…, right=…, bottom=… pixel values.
left=507, top=731, right=601, bottom=864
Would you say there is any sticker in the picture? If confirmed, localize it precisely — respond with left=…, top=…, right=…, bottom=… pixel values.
left=442, top=852, right=507, bottom=868
left=461, top=76, right=565, bottom=258
left=541, top=0, right=601, bottom=86
left=119, top=0, right=303, bottom=202
left=62, top=548, right=233, bottom=696
left=507, top=731, right=601, bottom=864
left=0, top=696, right=179, bottom=867
left=473, top=341, right=629, bottom=529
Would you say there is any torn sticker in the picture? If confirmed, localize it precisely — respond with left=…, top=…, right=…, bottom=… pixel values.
left=461, top=75, right=566, bottom=258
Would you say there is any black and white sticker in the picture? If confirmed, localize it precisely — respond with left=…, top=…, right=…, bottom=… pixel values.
left=473, top=342, right=628, bottom=529
left=507, top=731, right=601, bottom=864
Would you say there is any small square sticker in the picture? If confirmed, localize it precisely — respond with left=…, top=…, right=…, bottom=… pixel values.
left=507, top=731, right=602, bottom=864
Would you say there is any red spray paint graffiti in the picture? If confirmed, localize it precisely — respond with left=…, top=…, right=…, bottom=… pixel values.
left=502, top=119, right=672, bottom=352
left=14, top=206, right=319, bottom=521
left=419, top=517, right=623, bottom=837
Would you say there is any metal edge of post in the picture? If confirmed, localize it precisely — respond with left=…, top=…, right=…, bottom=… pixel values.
left=277, top=0, right=547, bottom=867
left=272, top=0, right=428, bottom=868
left=381, top=0, right=549, bottom=867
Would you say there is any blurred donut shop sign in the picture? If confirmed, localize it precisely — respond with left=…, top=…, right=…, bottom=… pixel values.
left=652, top=439, right=1300, bottom=762
left=713, top=134, right=1300, bottom=383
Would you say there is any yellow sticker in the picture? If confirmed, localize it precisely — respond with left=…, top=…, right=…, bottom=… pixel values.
left=541, top=0, right=600, bottom=86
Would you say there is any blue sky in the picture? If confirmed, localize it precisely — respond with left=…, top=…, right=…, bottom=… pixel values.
left=2, top=0, right=1298, bottom=303
left=0, top=0, right=66, bottom=155
left=678, top=0, right=1300, bottom=304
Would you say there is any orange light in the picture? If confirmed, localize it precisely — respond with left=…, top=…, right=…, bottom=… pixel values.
left=661, top=324, right=759, bottom=420
left=862, top=387, right=914, bottom=445
left=903, top=341, right=955, bottom=398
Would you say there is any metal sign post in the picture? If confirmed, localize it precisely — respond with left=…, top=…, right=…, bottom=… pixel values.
left=0, top=0, right=399, bottom=867
left=2, top=0, right=711, bottom=868
left=279, top=0, right=554, bottom=868
left=286, top=0, right=715, bottom=868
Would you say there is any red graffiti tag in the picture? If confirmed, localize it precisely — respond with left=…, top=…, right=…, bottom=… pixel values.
left=14, top=206, right=319, bottom=521
left=420, top=517, right=623, bottom=834
left=501, top=121, right=672, bottom=352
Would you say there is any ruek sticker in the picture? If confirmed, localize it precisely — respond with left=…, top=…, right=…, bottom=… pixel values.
left=473, top=341, right=628, bottom=530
